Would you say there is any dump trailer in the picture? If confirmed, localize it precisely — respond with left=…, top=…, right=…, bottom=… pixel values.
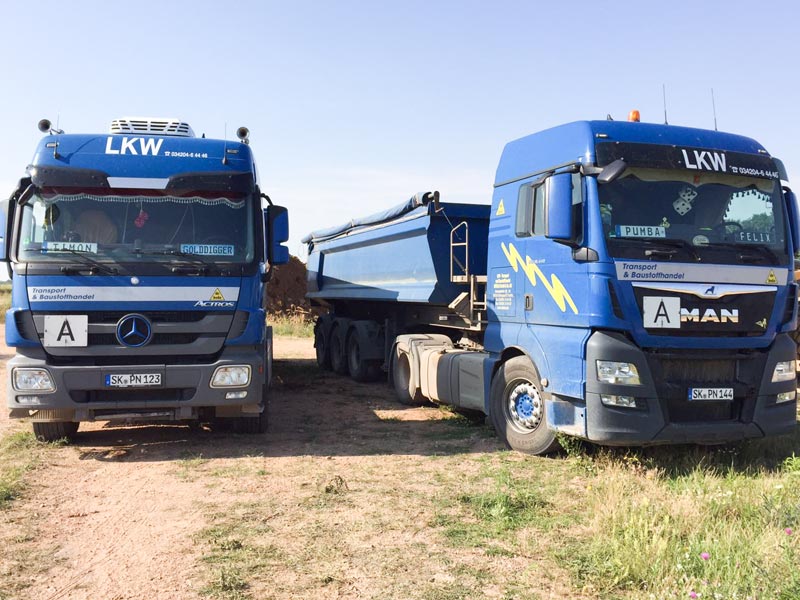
left=305, top=117, right=799, bottom=455
left=2, top=117, right=290, bottom=442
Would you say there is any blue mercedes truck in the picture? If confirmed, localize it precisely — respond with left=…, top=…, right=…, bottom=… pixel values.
left=305, top=117, right=799, bottom=454
left=2, top=117, right=289, bottom=441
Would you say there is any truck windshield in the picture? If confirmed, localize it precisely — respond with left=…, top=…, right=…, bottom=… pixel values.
left=598, top=168, right=788, bottom=265
left=17, top=190, right=255, bottom=265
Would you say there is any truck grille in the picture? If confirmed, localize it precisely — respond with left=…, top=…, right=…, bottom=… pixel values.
left=69, top=388, right=196, bottom=403
left=646, top=352, right=765, bottom=424
left=32, top=310, right=235, bottom=359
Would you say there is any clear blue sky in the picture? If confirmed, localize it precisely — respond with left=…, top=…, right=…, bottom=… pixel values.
left=1, top=0, right=798, bottom=259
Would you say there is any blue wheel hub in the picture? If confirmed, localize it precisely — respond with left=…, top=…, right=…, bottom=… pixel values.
left=516, top=394, right=534, bottom=419
left=507, top=382, right=543, bottom=431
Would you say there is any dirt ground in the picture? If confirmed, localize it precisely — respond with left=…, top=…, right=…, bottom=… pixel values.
left=0, top=330, right=585, bottom=600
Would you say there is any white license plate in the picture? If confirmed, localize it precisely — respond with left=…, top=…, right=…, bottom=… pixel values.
left=105, top=373, right=162, bottom=388
left=688, top=387, right=734, bottom=401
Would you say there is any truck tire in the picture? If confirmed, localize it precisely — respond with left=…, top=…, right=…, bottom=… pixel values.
left=347, top=333, right=380, bottom=382
left=32, top=421, right=79, bottom=443
left=329, top=325, right=349, bottom=375
left=490, top=356, right=559, bottom=455
left=234, top=384, right=269, bottom=434
left=315, top=325, right=331, bottom=370
left=391, top=349, right=425, bottom=405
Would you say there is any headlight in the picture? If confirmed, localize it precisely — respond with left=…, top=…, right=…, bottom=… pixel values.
left=13, top=368, right=55, bottom=392
left=771, top=360, right=796, bottom=383
left=777, top=390, right=796, bottom=403
left=211, top=365, right=251, bottom=388
left=596, top=361, right=641, bottom=385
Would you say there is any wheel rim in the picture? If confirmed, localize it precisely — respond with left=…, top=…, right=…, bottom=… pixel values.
left=506, top=380, right=543, bottom=433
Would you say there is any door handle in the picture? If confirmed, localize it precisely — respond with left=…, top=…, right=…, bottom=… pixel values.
left=525, top=294, right=533, bottom=311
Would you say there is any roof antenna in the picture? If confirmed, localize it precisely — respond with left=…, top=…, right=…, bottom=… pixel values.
left=711, top=88, right=718, bottom=131
left=662, top=84, right=668, bottom=125
left=222, top=123, right=228, bottom=165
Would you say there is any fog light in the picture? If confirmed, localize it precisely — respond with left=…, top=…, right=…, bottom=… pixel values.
left=596, top=361, right=641, bottom=385
left=771, top=361, right=796, bottom=383
left=211, top=365, right=251, bottom=388
left=13, top=369, right=55, bottom=392
left=225, top=391, right=248, bottom=400
left=16, top=395, right=43, bottom=405
left=601, top=394, right=637, bottom=408
left=777, top=390, right=796, bottom=403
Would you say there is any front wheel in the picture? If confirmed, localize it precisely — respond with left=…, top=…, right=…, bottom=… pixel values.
left=234, top=387, right=269, bottom=434
left=32, top=421, right=79, bottom=443
left=489, top=356, right=559, bottom=455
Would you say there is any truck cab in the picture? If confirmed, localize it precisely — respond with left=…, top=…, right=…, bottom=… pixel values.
left=3, top=117, right=289, bottom=441
left=486, top=120, right=798, bottom=451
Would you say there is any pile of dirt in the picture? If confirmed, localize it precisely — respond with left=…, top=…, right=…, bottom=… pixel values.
left=267, top=255, right=310, bottom=317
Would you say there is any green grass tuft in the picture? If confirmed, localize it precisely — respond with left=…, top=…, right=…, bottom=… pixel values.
left=269, top=313, right=313, bottom=337
left=0, top=431, right=42, bottom=509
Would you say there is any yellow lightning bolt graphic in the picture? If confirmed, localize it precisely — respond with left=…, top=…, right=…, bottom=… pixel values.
left=501, top=242, right=578, bottom=314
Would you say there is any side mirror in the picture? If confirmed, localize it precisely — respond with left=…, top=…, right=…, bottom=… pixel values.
left=265, top=204, right=289, bottom=266
left=545, top=173, right=574, bottom=242
left=784, top=187, right=800, bottom=256
left=0, top=199, right=7, bottom=261
left=598, top=159, right=627, bottom=184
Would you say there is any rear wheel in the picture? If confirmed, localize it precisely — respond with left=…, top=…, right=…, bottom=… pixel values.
left=490, top=356, right=559, bottom=455
left=330, top=326, right=348, bottom=375
left=391, top=350, right=425, bottom=405
left=32, top=421, right=79, bottom=443
left=347, top=333, right=380, bottom=382
left=315, top=324, right=331, bottom=370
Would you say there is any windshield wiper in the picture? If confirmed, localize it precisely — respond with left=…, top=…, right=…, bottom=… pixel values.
left=705, top=242, right=781, bottom=264
left=57, top=249, right=117, bottom=275
left=143, top=248, right=214, bottom=274
left=611, top=237, right=701, bottom=261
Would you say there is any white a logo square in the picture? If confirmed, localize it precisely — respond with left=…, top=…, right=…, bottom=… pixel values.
left=643, top=297, right=680, bottom=329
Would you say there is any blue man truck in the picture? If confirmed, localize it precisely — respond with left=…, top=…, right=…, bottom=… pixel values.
left=2, top=117, right=289, bottom=442
left=305, top=117, right=798, bottom=454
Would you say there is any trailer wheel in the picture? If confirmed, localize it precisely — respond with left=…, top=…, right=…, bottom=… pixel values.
left=391, top=349, right=424, bottom=405
left=32, top=421, right=79, bottom=443
left=329, top=325, right=349, bottom=375
left=315, top=325, right=331, bottom=370
left=347, top=333, right=380, bottom=382
left=490, top=356, right=559, bottom=455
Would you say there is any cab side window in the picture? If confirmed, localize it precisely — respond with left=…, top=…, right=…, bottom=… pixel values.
left=516, top=182, right=545, bottom=237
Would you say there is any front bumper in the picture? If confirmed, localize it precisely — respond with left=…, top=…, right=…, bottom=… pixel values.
left=7, top=345, right=266, bottom=421
left=579, top=331, right=797, bottom=445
